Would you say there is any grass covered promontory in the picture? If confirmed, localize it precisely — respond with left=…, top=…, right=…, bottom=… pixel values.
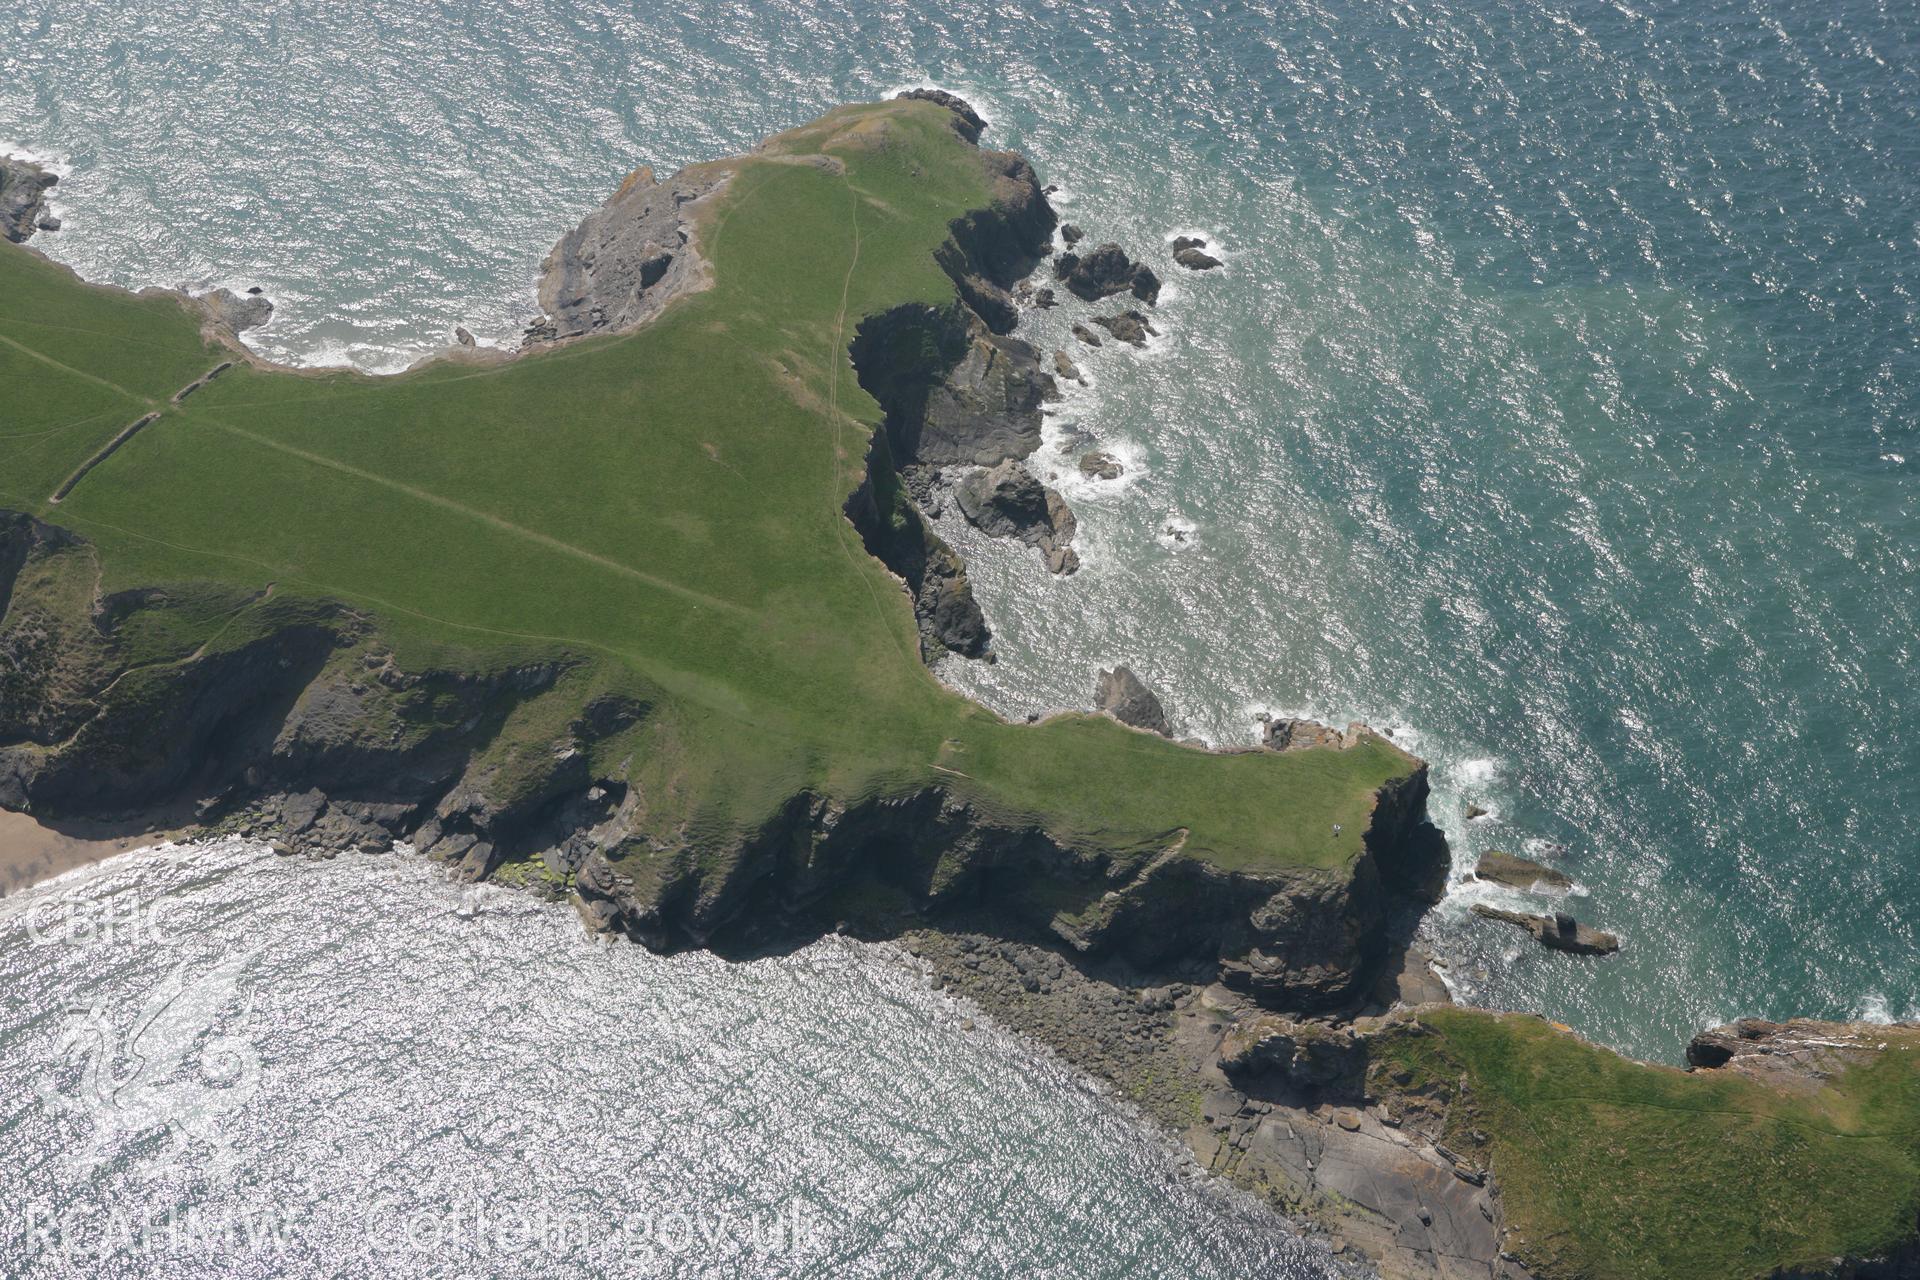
left=1368, top=1008, right=1920, bottom=1279
left=1, top=100, right=1425, bottom=946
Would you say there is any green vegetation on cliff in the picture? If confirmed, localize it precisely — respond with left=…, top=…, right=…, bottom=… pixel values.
left=0, top=99, right=1413, bottom=879
left=1372, top=1008, right=1920, bottom=1280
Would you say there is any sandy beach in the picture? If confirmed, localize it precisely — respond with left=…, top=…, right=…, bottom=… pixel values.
left=0, top=809, right=188, bottom=897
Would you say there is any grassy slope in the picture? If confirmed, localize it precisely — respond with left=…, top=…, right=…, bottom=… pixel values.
left=1375, top=1008, right=1920, bottom=1279
left=0, top=99, right=1411, bottom=873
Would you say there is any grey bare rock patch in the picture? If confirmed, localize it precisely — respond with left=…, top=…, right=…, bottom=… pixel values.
left=1471, top=904, right=1619, bottom=956
left=955, top=460, right=1080, bottom=575
left=523, top=162, right=728, bottom=345
left=1473, top=850, right=1572, bottom=891
left=1095, top=666, right=1172, bottom=737
left=198, top=287, right=274, bottom=334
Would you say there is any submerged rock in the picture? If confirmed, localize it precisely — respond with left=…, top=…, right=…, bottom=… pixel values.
left=955, top=460, right=1079, bottom=574
left=1, top=155, right=58, bottom=243
left=1472, top=904, right=1618, bottom=956
left=1474, top=849, right=1572, bottom=890
left=1094, top=666, right=1171, bottom=737
left=1091, top=309, right=1157, bottom=347
left=1053, top=243, right=1161, bottom=304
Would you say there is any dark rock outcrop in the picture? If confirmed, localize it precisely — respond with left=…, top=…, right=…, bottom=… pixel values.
left=1094, top=666, right=1171, bottom=737
left=837, top=93, right=1072, bottom=653
left=933, top=144, right=1058, bottom=336
left=850, top=302, right=1055, bottom=468
left=1474, top=850, right=1572, bottom=891
left=1091, top=309, right=1157, bottom=347
left=1071, top=322, right=1102, bottom=347
left=1472, top=904, right=1618, bottom=955
left=1, top=155, right=57, bottom=243
left=1060, top=223, right=1084, bottom=246
left=1078, top=450, right=1121, bottom=479
left=896, top=88, right=985, bottom=144
left=1053, top=243, right=1160, bottom=304
left=1172, top=236, right=1222, bottom=270
left=1219, top=1013, right=1365, bottom=1091
left=843, top=434, right=990, bottom=660
left=954, top=460, right=1078, bottom=574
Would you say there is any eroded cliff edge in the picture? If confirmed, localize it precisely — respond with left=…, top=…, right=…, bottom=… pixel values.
left=0, top=93, right=1445, bottom=1017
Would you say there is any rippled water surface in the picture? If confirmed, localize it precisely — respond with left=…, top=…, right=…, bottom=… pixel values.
left=0, top=843, right=1342, bottom=1277
left=3, top=0, right=1915, bottom=1063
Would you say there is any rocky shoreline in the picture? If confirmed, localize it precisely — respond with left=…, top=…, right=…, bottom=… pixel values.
left=6, top=92, right=1918, bottom=1280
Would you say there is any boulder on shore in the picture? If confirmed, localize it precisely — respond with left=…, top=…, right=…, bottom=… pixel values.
left=1474, top=850, right=1572, bottom=891
left=1094, top=666, right=1171, bottom=737
left=1472, top=904, right=1618, bottom=956
left=954, top=460, right=1079, bottom=574
left=200, top=287, right=274, bottom=333
left=1053, top=242, right=1161, bottom=304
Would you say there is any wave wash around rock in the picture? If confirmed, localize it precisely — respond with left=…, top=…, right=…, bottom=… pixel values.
left=6, top=96, right=1920, bottom=1280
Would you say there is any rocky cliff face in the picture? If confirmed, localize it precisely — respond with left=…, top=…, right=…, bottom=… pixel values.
left=838, top=100, right=1070, bottom=651
left=1, top=155, right=57, bottom=243
left=0, top=497, right=1446, bottom=1012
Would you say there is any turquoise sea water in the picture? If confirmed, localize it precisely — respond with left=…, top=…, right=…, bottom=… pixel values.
left=1, top=0, right=1914, bottom=1136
